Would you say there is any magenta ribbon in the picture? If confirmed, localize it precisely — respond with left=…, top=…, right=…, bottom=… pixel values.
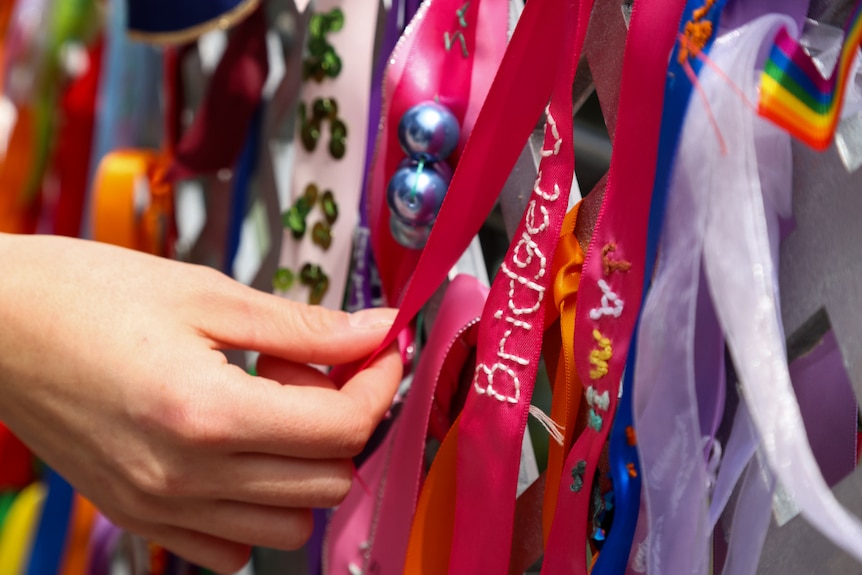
left=367, top=0, right=507, bottom=305
left=446, top=0, right=595, bottom=570
left=541, top=0, right=686, bottom=571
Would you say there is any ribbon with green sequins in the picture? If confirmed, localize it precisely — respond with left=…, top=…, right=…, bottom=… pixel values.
left=274, top=0, right=378, bottom=310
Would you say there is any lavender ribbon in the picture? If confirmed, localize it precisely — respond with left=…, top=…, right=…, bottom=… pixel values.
left=702, top=13, right=862, bottom=566
left=347, top=0, right=420, bottom=311
left=632, top=41, right=721, bottom=572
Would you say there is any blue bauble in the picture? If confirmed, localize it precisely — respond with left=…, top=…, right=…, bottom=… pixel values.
left=389, top=217, right=432, bottom=250
left=386, top=160, right=452, bottom=227
left=397, top=102, right=460, bottom=162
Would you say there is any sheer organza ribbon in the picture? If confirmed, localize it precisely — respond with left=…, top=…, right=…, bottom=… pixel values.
left=701, top=13, right=862, bottom=565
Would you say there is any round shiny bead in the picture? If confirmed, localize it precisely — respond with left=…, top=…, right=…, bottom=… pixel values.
left=397, top=102, right=460, bottom=162
left=389, top=217, right=432, bottom=250
left=386, top=160, right=451, bottom=227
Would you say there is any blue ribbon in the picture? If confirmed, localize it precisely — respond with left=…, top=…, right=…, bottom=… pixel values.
left=127, top=0, right=251, bottom=35
left=25, top=469, right=74, bottom=575
left=226, top=104, right=263, bottom=276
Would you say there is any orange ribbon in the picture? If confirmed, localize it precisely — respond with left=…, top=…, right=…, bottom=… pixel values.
left=90, top=150, right=175, bottom=256
left=58, top=494, right=97, bottom=575
left=542, top=202, right=586, bottom=542
left=404, top=417, right=461, bottom=574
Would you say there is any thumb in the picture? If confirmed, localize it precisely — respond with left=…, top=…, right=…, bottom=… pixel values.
left=196, top=277, right=397, bottom=365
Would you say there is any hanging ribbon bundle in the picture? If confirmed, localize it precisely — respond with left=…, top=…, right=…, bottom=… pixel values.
left=4, top=0, right=862, bottom=572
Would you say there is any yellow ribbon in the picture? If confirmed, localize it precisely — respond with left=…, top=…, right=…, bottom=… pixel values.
left=0, top=482, right=47, bottom=574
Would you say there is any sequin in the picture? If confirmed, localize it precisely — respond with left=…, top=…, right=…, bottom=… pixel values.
left=304, top=8, right=345, bottom=82
left=272, top=268, right=295, bottom=291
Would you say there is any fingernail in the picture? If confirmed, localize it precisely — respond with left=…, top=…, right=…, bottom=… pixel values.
left=348, top=307, right=398, bottom=329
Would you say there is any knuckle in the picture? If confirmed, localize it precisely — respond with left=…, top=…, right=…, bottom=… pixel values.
left=317, top=460, right=354, bottom=506
left=176, top=407, right=231, bottom=449
left=285, top=303, right=341, bottom=341
left=123, top=456, right=190, bottom=500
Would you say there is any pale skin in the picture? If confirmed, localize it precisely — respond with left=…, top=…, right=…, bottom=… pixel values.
left=0, top=232, right=403, bottom=573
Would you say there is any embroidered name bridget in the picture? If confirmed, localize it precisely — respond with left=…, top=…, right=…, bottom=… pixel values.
left=473, top=108, right=563, bottom=405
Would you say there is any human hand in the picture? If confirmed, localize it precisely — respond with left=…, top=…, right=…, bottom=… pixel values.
left=0, top=233, right=402, bottom=573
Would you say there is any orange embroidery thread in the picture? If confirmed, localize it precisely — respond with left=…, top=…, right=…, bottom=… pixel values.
left=625, top=425, right=638, bottom=446
left=601, top=243, right=632, bottom=275
left=678, top=0, right=717, bottom=63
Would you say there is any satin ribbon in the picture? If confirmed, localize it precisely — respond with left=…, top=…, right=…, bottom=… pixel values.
left=0, top=0, right=50, bottom=234
left=346, top=0, right=421, bottom=313
left=367, top=0, right=508, bottom=305
left=629, top=3, right=729, bottom=571
left=700, top=12, right=862, bottom=565
left=2, top=0, right=99, bottom=232
left=541, top=0, right=686, bottom=571
left=386, top=0, right=572, bottom=568
left=0, top=482, right=46, bottom=574
left=57, top=494, right=97, bottom=575
left=225, top=104, right=262, bottom=275
left=277, top=0, right=378, bottom=311
left=446, top=0, right=595, bottom=569
left=0, top=105, right=39, bottom=233
left=51, top=36, right=103, bottom=238
left=0, top=422, right=33, bottom=490
left=596, top=0, right=728, bottom=565
left=166, top=4, right=267, bottom=181
left=90, top=149, right=174, bottom=256
left=25, top=469, right=75, bottom=575
left=325, top=274, right=487, bottom=574
left=541, top=203, right=585, bottom=540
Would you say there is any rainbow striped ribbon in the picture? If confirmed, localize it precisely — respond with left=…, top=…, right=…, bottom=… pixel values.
left=759, top=0, right=862, bottom=150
